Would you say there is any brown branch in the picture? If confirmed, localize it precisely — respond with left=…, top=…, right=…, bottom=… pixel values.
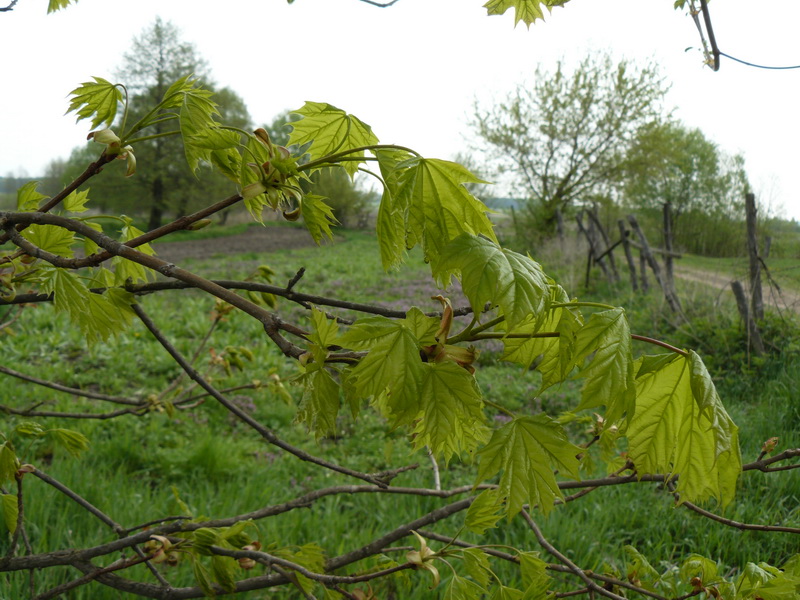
left=0, top=364, right=142, bottom=405
left=0, top=153, right=114, bottom=248
left=33, top=555, right=152, bottom=600
left=30, top=469, right=125, bottom=535
left=675, top=494, right=800, bottom=534
left=133, top=303, right=389, bottom=488
left=521, top=509, right=627, bottom=600
left=210, top=546, right=414, bottom=585
left=326, top=497, right=475, bottom=571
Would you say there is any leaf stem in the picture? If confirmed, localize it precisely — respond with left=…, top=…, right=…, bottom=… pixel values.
left=300, top=144, right=420, bottom=172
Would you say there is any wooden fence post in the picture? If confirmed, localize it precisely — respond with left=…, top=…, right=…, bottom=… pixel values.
left=627, top=214, right=683, bottom=314
left=662, top=202, right=680, bottom=308
left=587, top=206, right=619, bottom=282
left=745, top=193, right=764, bottom=321
left=617, top=219, right=638, bottom=292
left=731, top=280, right=765, bottom=356
left=576, top=211, right=611, bottom=286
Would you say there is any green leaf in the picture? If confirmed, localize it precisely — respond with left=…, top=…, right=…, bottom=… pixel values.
left=15, top=421, right=46, bottom=437
left=624, top=546, right=660, bottom=590
left=491, top=586, right=524, bottom=600
left=444, top=574, right=484, bottom=600
left=179, top=87, right=221, bottom=173
left=392, top=159, right=496, bottom=264
left=341, top=317, right=424, bottom=427
left=67, top=77, right=123, bottom=129
left=289, top=102, right=379, bottom=177
left=191, top=556, right=216, bottom=597
left=302, top=194, right=338, bottom=243
left=476, top=415, right=581, bottom=516
left=570, top=308, right=635, bottom=423
left=296, top=367, right=340, bottom=438
left=627, top=352, right=741, bottom=506
left=2, top=493, right=18, bottom=534
left=40, top=266, right=132, bottom=344
left=16, top=181, right=46, bottom=212
left=462, top=548, right=491, bottom=589
left=403, top=307, right=439, bottom=345
left=47, top=0, right=77, bottom=12
left=21, top=224, right=75, bottom=257
left=63, top=189, right=91, bottom=213
left=82, top=221, right=104, bottom=256
left=113, top=222, right=155, bottom=285
left=211, top=555, right=237, bottom=592
left=374, top=148, right=413, bottom=269
left=519, top=552, right=554, bottom=599
left=0, top=442, right=19, bottom=485
left=465, top=488, right=504, bottom=535
left=484, top=0, right=570, bottom=27
left=412, top=361, right=489, bottom=462
left=433, top=234, right=548, bottom=329
left=309, top=306, right=340, bottom=350
left=48, top=428, right=90, bottom=457
left=501, top=301, right=581, bottom=392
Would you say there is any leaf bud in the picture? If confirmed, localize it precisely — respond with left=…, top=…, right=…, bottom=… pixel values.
left=282, top=206, right=302, bottom=221
left=185, top=219, right=212, bottom=231
left=761, top=437, right=779, bottom=454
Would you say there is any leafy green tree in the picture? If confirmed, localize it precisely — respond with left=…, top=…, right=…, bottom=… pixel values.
left=116, top=18, right=251, bottom=229
left=623, top=120, right=751, bottom=255
left=471, top=53, right=667, bottom=239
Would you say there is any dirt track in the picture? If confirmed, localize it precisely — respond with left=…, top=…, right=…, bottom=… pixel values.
left=152, top=226, right=318, bottom=263
left=674, top=266, right=800, bottom=314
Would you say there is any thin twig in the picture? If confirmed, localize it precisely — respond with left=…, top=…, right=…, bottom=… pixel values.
left=0, top=364, right=142, bottom=405
left=31, top=469, right=125, bottom=535
left=521, top=509, right=627, bottom=600
left=133, top=303, right=389, bottom=488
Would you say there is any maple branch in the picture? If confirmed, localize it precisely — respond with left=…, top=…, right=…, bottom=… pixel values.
left=521, top=509, right=627, bottom=600
left=133, top=303, right=390, bottom=488
left=31, top=468, right=125, bottom=536
left=0, top=364, right=142, bottom=405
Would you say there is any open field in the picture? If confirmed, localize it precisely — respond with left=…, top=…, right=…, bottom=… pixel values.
left=1, top=226, right=799, bottom=599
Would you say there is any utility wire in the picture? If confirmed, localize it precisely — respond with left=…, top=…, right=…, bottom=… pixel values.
left=697, top=0, right=800, bottom=71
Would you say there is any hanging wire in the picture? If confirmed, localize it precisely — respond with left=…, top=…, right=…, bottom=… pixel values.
left=692, top=0, right=800, bottom=71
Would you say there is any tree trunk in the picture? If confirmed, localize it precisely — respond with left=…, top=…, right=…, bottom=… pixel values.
left=147, top=176, right=165, bottom=231
left=745, top=193, right=764, bottom=321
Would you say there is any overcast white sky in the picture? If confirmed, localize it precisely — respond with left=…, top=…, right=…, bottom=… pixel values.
left=1, top=0, right=799, bottom=219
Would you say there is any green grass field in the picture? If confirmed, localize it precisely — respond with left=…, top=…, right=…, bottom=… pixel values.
left=1, top=228, right=798, bottom=599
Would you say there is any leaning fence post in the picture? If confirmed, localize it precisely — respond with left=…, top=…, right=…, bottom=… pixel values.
left=617, top=219, right=638, bottom=292
left=627, top=214, right=682, bottom=314
left=731, top=280, right=765, bottom=356
left=745, top=193, right=764, bottom=321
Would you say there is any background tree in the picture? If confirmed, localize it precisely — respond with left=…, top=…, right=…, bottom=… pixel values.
left=623, top=120, right=751, bottom=255
left=471, top=53, right=667, bottom=241
left=116, top=17, right=252, bottom=230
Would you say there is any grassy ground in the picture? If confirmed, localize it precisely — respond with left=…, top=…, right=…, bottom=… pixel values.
left=1, top=229, right=799, bottom=599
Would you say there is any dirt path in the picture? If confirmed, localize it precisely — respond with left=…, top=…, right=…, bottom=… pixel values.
left=152, top=225, right=318, bottom=263
left=674, top=265, right=800, bottom=314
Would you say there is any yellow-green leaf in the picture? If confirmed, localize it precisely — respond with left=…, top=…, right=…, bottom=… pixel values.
left=67, top=77, right=123, bottom=129
left=302, top=194, right=338, bottom=243
left=484, top=0, right=570, bottom=27
left=289, top=102, right=378, bottom=177
left=627, top=352, right=741, bottom=506
left=476, top=415, right=581, bottom=516
left=16, top=181, right=46, bottom=212
left=570, top=308, right=635, bottom=423
left=433, top=234, right=549, bottom=329
left=21, top=224, right=75, bottom=258
left=63, top=189, right=91, bottom=213
left=412, top=361, right=489, bottom=462
left=391, top=159, right=496, bottom=264
left=465, top=489, right=504, bottom=535
left=2, top=494, right=18, bottom=535
left=0, top=442, right=19, bottom=485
